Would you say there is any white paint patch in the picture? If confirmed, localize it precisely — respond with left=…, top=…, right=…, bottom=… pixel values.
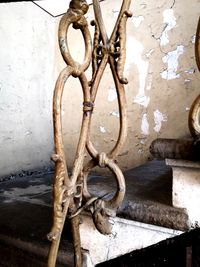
left=140, top=138, right=147, bottom=145
left=161, top=45, right=184, bottom=80
left=138, top=149, right=144, bottom=154
left=100, top=126, right=106, bottom=133
left=110, top=111, right=120, bottom=118
left=160, top=9, right=176, bottom=46
left=108, top=88, right=117, bottom=102
left=141, top=113, right=149, bottom=135
left=153, top=110, right=167, bottom=132
left=25, top=130, right=32, bottom=136
left=184, top=79, right=192, bottom=83
left=146, top=75, right=152, bottom=91
left=132, top=16, right=144, bottom=28
left=191, top=35, right=196, bottom=44
left=145, top=49, right=154, bottom=59
left=134, top=95, right=150, bottom=107
left=125, top=37, right=150, bottom=107
left=186, top=107, right=190, bottom=111
left=185, top=68, right=195, bottom=74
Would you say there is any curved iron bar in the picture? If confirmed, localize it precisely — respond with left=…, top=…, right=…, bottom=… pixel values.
left=189, top=94, right=200, bottom=139
left=195, top=16, right=200, bottom=72
left=83, top=0, right=132, bottom=227
left=47, top=0, right=132, bottom=266
left=188, top=16, right=200, bottom=139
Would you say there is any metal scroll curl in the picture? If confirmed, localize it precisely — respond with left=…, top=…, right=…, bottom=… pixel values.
left=47, top=1, right=132, bottom=266
left=189, top=94, right=200, bottom=139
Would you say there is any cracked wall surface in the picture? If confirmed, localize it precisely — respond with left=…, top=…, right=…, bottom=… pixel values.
left=59, top=0, right=200, bottom=171
left=0, top=0, right=200, bottom=177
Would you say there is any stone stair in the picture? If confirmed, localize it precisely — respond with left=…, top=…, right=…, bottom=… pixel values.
left=0, top=160, right=196, bottom=266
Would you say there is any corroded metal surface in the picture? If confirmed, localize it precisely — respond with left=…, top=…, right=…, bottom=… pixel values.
left=188, top=94, right=200, bottom=139
left=47, top=1, right=131, bottom=266
left=189, top=17, right=200, bottom=139
left=195, top=16, right=200, bottom=72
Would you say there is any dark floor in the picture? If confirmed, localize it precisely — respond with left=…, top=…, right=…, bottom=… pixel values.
left=88, top=160, right=188, bottom=230
left=0, top=160, right=196, bottom=266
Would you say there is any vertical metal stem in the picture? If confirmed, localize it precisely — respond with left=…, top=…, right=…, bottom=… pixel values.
left=47, top=1, right=132, bottom=266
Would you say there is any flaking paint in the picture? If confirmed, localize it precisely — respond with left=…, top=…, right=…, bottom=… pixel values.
left=126, top=37, right=150, bottom=107
left=0, top=0, right=200, bottom=176
left=153, top=110, right=167, bottom=133
left=141, top=114, right=149, bottom=136
left=161, top=45, right=184, bottom=80
left=160, top=9, right=176, bottom=46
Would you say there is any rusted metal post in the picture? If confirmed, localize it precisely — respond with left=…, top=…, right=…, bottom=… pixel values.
left=47, top=0, right=132, bottom=266
left=189, top=16, right=200, bottom=140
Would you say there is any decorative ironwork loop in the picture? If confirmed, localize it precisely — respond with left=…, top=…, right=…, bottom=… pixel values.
left=48, top=64, right=92, bottom=266
left=48, top=1, right=131, bottom=266
left=98, top=152, right=109, bottom=168
left=59, top=2, right=92, bottom=75
left=79, top=1, right=131, bottom=223
left=82, top=157, right=125, bottom=211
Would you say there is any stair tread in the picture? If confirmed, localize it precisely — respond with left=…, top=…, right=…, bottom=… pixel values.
left=0, top=160, right=189, bottom=265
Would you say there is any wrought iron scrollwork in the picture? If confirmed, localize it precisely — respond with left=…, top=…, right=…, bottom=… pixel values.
left=47, top=1, right=132, bottom=266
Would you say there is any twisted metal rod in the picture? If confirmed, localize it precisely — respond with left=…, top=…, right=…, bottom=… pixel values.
left=47, top=0, right=132, bottom=266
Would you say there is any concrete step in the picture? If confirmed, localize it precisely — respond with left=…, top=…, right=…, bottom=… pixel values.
left=97, top=227, right=200, bottom=267
left=0, top=173, right=74, bottom=267
left=0, top=160, right=190, bottom=266
left=88, top=160, right=189, bottom=231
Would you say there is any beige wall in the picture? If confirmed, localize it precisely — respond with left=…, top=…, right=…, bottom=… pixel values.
left=59, top=0, right=200, bottom=171
left=0, top=2, right=55, bottom=177
left=0, top=1, right=199, bottom=177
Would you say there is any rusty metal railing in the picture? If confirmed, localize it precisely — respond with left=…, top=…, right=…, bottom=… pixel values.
left=47, top=1, right=132, bottom=266
left=189, top=16, right=200, bottom=140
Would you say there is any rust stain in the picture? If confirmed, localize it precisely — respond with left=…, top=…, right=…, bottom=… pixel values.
left=47, top=1, right=132, bottom=266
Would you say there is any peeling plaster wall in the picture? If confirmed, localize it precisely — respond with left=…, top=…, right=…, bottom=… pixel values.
left=0, top=2, right=55, bottom=177
left=0, top=0, right=200, bottom=178
left=123, top=0, right=200, bottom=169
left=58, top=0, right=200, bottom=171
